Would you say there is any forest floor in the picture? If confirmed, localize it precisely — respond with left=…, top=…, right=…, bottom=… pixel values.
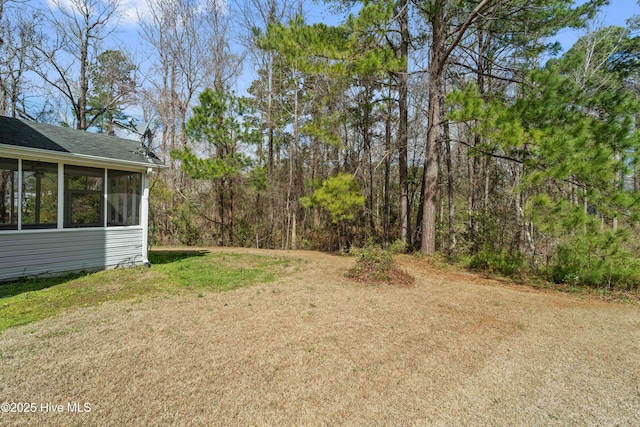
left=1, top=247, right=639, bottom=426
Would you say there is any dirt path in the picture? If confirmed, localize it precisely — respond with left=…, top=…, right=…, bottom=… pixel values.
left=1, top=248, right=639, bottom=426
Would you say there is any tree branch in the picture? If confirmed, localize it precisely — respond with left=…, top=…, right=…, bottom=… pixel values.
left=450, top=61, right=523, bottom=84
left=439, top=0, right=496, bottom=69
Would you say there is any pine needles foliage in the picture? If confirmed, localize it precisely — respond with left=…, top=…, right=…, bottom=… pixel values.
left=549, top=229, right=640, bottom=290
left=301, top=173, right=365, bottom=224
left=448, top=61, right=640, bottom=291
left=469, top=248, right=525, bottom=277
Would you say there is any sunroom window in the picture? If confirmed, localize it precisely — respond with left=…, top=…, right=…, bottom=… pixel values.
left=64, top=165, right=104, bottom=227
left=0, top=157, right=18, bottom=230
left=22, top=161, right=58, bottom=229
left=108, top=170, right=141, bottom=226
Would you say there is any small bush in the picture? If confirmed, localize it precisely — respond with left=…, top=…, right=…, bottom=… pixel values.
left=347, top=244, right=415, bottom=286
left=468, top=247, right=524, bottom=277
left=349, top=245, right=393, bottom=281
left=389, top=239, right=408, bottom=255
left=172, top=203, right=201, bottom=246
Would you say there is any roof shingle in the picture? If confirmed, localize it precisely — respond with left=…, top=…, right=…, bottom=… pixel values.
left=0, top=116, right=163, bottom=166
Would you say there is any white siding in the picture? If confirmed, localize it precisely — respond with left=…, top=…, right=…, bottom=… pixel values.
left=0, top=227, right=144, bottom=281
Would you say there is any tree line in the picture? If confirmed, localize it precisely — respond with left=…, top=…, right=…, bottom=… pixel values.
left=2, top=0, right=640, bottom=288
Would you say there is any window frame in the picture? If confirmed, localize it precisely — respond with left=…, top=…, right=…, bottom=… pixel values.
left=0, top=156, right=147, bottom=232
left=64, top=165, right=105, bottom=228
left=21, top=160, right=58, bottom=230
left=107, top=170, right=142, bottom=227
left=0, top=157, right=19, bottom=230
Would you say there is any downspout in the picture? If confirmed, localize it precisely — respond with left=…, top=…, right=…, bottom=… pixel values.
left=141, top=166, right=156, bottom=267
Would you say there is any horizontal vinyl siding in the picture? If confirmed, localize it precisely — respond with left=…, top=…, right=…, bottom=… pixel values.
left=0, top=228, right=144, bottom=281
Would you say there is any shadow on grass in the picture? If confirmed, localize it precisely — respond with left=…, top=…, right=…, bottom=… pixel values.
left=0, top=250, right=209, bottom=300
left=149, top=249, right=209, bottom=265
left=0, top=272, right=87, bottom=299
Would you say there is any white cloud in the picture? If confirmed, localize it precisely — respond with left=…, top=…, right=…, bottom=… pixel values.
left=42, top=0, right=150, bottom=25
left=120, top=0, right=151, bottom=24
left=43, top=0, right=74, bottom=10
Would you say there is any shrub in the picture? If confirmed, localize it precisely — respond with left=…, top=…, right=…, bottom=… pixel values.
left=468, top=247, right=524, bottom=277
left=348, top=244, right=394, bottom=281
left=172, top=203, right=201, bottom=246
left=346, top=243, right=415, bottom=286
left=389, top=238, right=408, bottom=255
left=550, top=230, right=640, bottom=290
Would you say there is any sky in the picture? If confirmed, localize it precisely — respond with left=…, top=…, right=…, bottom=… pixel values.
left=27, top=0, right=640, bottom=124
left=42, top=0, right=640, bottom=51
left=43, top=0, right=640, bottom=65
left=554, top=0, right=640, bottom=51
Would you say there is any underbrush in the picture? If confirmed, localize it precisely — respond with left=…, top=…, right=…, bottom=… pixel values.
left=346, top=244, right=414, bottom=287
left=467, top=248, right=525, bottom=277
left=463, top=245, right=639, bottom=301
left=548, top=232, right=640, bottom=291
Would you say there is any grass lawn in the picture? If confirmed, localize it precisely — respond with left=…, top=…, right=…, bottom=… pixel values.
left=0, top=248, right=638, bottom=426
left=0, top=250, right=299, bottom=333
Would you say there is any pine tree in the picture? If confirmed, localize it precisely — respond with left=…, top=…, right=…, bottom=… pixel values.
left=301, top=173, right=365, bottom=250
left=171, top=89, right=261, bottom=245
left=448, top=55, right=640, bottom=287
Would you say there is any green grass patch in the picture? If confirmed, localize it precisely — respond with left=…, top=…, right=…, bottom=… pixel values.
left=0, top=250, right=298, bottom=333
left=151, top=252, right=290, bottom=291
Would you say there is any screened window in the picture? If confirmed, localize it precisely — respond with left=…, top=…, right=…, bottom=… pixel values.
left=108, top=170, right=141, bottom=226
left=64, top=165, right=104, bottom=227
left=22, top=161, right=58, bottom=229
left=0, top=158, right=18, bottom=230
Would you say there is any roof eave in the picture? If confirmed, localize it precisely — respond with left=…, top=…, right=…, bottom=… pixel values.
left=0, top=143, right=168, bottom=171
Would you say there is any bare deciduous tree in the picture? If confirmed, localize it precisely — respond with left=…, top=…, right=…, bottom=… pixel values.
left=28, top=0, right=123, bottom=129
left=139, top=0, right=240, bottom=159
left=138, top=0, right=242, bottom=244
left=0, top=0, right=40, bottom=118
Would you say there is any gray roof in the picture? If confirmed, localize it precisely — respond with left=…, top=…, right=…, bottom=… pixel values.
left=0, top=116, right=164, bottom=167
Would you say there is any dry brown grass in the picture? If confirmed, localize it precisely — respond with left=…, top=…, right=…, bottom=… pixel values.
left=1, top=248, right=639, bottom=426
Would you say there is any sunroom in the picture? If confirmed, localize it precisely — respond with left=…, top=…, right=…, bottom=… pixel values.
left=0, top=116, right=165, bottom=282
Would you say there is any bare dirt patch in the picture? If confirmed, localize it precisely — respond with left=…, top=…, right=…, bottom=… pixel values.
left=1, top=247, right=639, bottom=426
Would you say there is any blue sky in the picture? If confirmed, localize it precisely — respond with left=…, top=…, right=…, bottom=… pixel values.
left=66, top=0, right=640, bottom=67
left=28, top=0, right=640, bottom=120
left=44, top=0, right=640, bottom=53
left=591, top=0, right=640, bottom=26
left=554, top=0, right=640, bottom=50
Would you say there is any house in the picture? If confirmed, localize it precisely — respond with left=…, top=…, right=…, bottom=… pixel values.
left=0, top=116, right=165, bottom=282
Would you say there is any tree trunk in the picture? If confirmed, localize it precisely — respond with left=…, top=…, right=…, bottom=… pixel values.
left=444, top=114, right=456, bottom=254
left=267, top=53, right=275, bottom=175
left=363, top=85, right=376, bottom=236
left=420, top=0, right=493, bottom=254
left=398, top=0, right=410, bottom=247
left=421, top=5, right=445, bottom=254
left=78, top=22, right=90, bottom=130
left=228, top=181, right=234, bottom=245
left=383, top=83, right=392, bottom=246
